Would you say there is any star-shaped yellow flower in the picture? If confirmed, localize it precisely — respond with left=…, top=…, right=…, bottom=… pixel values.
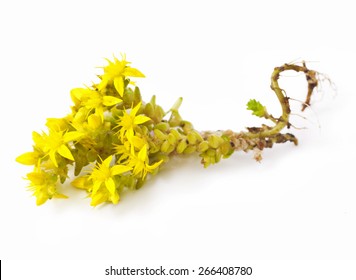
left=16, top=131, right=48, bottom=166
left=98, top=55, right=145, bottom=97
left=116, top=102, right=151, bottom=142
left=127, top=144, right=163, bottom=180
left=89, top=155, right=132, bottom=205
left=70, top=87, right=122, bottom=119
left=43, top=129, right=84, bottom=167
left=26, top=169, right=67, bottom=206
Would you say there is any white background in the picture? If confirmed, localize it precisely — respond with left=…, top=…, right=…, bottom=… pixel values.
left=1, top=0, right=355, bottom=279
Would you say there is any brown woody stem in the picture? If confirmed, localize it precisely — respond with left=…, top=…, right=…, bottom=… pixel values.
left=245, top=62, right=318, bottom=140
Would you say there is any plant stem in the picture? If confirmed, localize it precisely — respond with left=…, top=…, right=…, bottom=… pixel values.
left=197, top=62, right=319, bottom=164
left=245, top=62, right=318, bottom=140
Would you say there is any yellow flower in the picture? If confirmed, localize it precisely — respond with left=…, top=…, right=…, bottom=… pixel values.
left=70, top=87, right=122, bottom=119
left=26, top=169, right=67, bottom=206
left=127, top=144, right=163, bottom=179
left=98, top=55, right=145, bottom=96
left=116, top=102, right=151, bottom=142
left=16, top=131, right=49, bottom=166
left=43, top=129, right=84, bottom=167
left=114, top=135, right=147, bottom=163
left=70, top=108, right=104, bottom=138
left=113, top=140, right=131, bottom=163
left=89, top=155, right=132, bottom=205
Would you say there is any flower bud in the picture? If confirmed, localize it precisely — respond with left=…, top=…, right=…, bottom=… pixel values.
left=86, top=149, right=97, bottom=162
left=134, top=86, right=142, bottom=103
left=153, top=105, right=165, bottom=123
left=169, top=111, right=182, bottom=127
left=181, top=121, right=193, bottom=134
left=144, top=102, right=154, bottom=117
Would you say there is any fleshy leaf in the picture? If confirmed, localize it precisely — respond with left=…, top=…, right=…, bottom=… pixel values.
left=246, top=99, right=266, bottom=117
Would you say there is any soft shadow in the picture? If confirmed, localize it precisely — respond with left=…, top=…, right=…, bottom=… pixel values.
left=50, top=142, right=302, bottom=214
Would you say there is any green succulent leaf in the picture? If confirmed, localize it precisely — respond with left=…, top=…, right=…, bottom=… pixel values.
left=246, top=99, right=266, bottom=117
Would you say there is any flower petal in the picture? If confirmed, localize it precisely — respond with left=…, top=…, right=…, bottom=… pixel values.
left=92, top=181, right=102, bottom=195
left=98, top=77, right=109, bottom=91
left=36, top=192, right=49, bottom=206
left=125, top=128, right=134, bottom=142
left=102, top=155, right=113, bottom=167
left=46, top=118, right=68, bottom=132
left=95, top=106, right=104, bottom=122
left=57, top=145, right=74, bottom=161
left=90, top=191, right=107, bottom=207
left=27, top=172, right=45, bottom=185
left=110, top=191, right=120, bottom=205
left=63, top=131, right=84, bottom=142
left=130, top=102, right=141, bottom=117
left=32, top=131, right=46, bottom=148
left=134, top=115, right=151, bottom=125
left=105, top=178, right=116, bottom=195
left=71, top=176, right=91, bottom=190
left=70, top=88, right=85, bottom=105
left=147, top=160, right=163, bottom=171
left=16, top=152, right=38, bottom=165
left=54, top=193, right=68, bottom=199
left=138, top=145, right=148, bottom=162
left=129, top=136, right=146, bottom=150
left=103, top=96, right=122, bottom=107
left=123, top=67, right=145, bottom=78
left=114, top=77, right=125, bottom=97
left=49, top=151, right=58, bottom=167
left=111, top=164, right=132, bottom=176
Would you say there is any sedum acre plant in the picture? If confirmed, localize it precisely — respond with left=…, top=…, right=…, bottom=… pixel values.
left=17, top=55, right=319, bottom=206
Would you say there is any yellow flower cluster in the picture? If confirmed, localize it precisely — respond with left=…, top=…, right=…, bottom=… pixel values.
left=17, top=55, right=167, bottom=206
left=18, top=56, right=311, bottom=207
